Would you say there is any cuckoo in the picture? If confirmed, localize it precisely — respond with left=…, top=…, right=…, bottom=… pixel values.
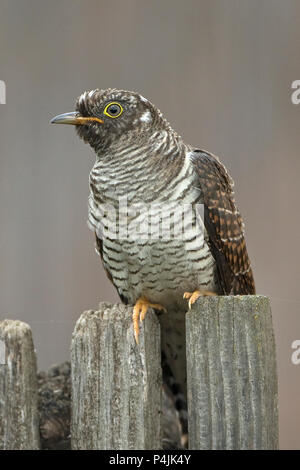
left=51, top=88, right=255, bottom=440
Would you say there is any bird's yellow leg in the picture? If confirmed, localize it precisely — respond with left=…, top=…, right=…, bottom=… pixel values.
left=183, top=290, right=217, bottom=309
left=132, top=296, right=166, bottom=344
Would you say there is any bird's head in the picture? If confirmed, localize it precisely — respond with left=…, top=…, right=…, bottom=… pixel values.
left=51, top=88, right=168, bottom=154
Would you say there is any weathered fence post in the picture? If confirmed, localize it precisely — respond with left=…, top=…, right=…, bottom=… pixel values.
left=71, top=302, right=162, bottom=450
left=0, top=320, right=40, bottom=450
left=186, top=295, right=278, bottom=450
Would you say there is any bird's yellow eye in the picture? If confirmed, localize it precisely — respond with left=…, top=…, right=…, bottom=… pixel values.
left=104, top=102, right=123, bottom=118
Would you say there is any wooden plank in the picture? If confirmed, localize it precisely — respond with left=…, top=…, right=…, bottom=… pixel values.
left=71, top=302, right=162, bottom=450
left=0, top=320, right=40, bottom=449
left=186, top=295, right=278, bottom=450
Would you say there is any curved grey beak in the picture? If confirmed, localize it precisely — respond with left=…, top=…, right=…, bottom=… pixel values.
left=50, top=112, right=79, bottom=125
left=50, top=112, right=104, bottom=125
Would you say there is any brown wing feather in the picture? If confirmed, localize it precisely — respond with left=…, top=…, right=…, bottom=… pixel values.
left=192, top=149, right=255, bottom=295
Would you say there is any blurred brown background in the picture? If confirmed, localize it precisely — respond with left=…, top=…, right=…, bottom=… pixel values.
left=0, top=0, right=299, bottom=449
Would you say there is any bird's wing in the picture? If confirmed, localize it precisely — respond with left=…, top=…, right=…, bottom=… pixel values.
left=191, top=149, right=255, bottom=295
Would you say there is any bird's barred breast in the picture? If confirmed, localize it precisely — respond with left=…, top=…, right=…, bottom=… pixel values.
left=89, top=149, right=217, bottom=308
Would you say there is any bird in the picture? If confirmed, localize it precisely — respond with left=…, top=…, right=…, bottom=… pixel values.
left=51, top=88, right=255, bottom=442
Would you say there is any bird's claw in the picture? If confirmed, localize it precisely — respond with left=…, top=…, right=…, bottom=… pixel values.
left=132, top=297, right=166, bottom=344
left=183, top=290, right=217, bottom=309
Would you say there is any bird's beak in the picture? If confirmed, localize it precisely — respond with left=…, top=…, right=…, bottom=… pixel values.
left=50, top=112, right=104, bottom=125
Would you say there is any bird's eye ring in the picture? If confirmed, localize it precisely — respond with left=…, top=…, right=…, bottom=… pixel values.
left=104, top=102, right=123, bottom=118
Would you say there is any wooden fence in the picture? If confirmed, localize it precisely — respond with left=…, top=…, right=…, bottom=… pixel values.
left=0, top=295, right=278, bottom=450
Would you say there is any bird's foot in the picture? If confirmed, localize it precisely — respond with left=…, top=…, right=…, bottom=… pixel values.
left=183, top=290, right=217, bottom=309
left=132, top=297, right=166, bottom=344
